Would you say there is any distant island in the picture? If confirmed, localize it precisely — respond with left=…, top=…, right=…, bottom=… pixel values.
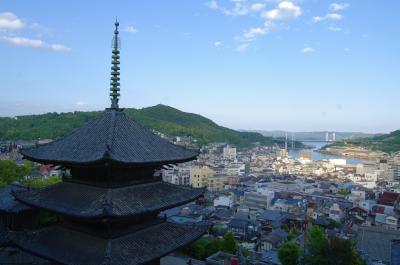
left=246, top=130, right=376, bottom=141
left=322, top=130, right=400, bottom=154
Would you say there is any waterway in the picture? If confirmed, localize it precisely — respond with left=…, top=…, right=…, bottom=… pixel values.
left=288, top=141, right=364, bottom=165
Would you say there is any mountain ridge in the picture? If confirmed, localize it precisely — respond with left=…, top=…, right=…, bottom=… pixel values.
left=0, top=104, right=274, bottom=148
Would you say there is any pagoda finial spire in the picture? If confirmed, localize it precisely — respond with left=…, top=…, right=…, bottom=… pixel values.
left=110, top=19, right=121, bottom=109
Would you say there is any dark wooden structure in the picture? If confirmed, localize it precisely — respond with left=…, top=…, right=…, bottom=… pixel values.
left=9, top=21, right=205, bottom=265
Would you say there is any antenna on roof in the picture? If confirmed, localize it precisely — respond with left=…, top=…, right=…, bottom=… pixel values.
left=110, top=19, right=121, bottom=109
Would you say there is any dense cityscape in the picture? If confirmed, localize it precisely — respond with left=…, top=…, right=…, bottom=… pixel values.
left=1, top=130, right=400, bottom=264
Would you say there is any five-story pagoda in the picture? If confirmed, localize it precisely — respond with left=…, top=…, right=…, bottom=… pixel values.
left=10, top=21, right=205, bottom=265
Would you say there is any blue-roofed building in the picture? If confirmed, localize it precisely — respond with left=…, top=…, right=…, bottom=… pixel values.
left=258, top=210, right=288, bottom=231
left=228, top=211, right=258, bottom=240
left=261, top=250, right=281, bottom=265
left=260, top=229, right=288, bottom=252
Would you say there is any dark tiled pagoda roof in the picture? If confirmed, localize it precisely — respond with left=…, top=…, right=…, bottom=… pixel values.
left=13, top=181, right=204, bottom=218
left=0, top=226, right=10, bottom=246
left=21, top=109, right=198, bottom=166
left=0, top=184, right=30, bottom=213
left=12, top=222, right=205, bottom=265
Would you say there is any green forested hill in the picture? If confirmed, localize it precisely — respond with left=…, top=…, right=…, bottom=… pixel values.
left=350, top=130, right=400, bottom=153
left=0, top=104, right=273, bottom=147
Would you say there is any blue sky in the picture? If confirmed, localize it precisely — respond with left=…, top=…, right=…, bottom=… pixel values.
left=0, top=0, right=399, bottom=133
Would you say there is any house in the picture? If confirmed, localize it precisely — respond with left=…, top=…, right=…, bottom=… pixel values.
left=213, top=195, right=233, bottom=208
left=329, top=203, right=344, bottom=222
left=242, top=192, right=270, bottom=210
left=230, top=189, right=244, bottom=203
left=347, top=190, right=366, bottom=204
left=312, top=215, right=330, bottom=228
left=377, top=191, right=400, bottom=207
left=348, top=206, right=368, bottom=224
left=272, top=199, right=301, bottom=214
left=260, top=229, right=288, bottom=251
left=210, top=208, right=234, bottom=222
left=258, top=210, right=288, bottom=232
left=228, top=211, right=257, bottom=240
left=260, top=250, right=281, bottom=265
left=375, top=214, right=399, bottom=230
left=358, top=199, right=375, bottom=212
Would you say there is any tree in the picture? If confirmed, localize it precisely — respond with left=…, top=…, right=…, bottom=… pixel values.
left=184, top=233, right=240, bottom=260
left=222, top=233, right=237, bottom=254
left=329, top=237, right=366, bottom=265
left=0, top=160, right=33, bottom=188
left=23, top=175, right=61, bottom=188
left=241, top=248, right=249, bottom=257
left=301, top=226, right=330, bottom=265
left=192, top=243, right=206, bottom=260
left=300, top=226, right=366, bottom=265
left=278, top=242, right=300, bottom=265
left=288, top=228, right=300, bottom=240
left=328, top=219, right=340, bottom=229
left=204, top=237, right=223, bottom=258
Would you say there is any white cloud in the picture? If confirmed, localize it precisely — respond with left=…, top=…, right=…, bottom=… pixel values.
left=0, top=12, right=24, bottom=30
left=206, top=0, right=265, bottom=16
left=236, top=43, right=249, bottom=52
left=124, top=25, right=138, bottom=33
left=49, top=44, right=72, bottom=52
left=0, top=12, right=71, bottom=52
left=262, top=1, right=302, bottom=21
left=312, top=16, right=324, bottom=22
left=250, top=3, right=266, bottom=12
left=301, top=47, right=315, bottom=54
left=224, top=2, right=249, bottom=16
left=2, top=36, right=44, bottom=48
left=329, top=26, right=342, bottom=32
left=206, top=0, right=218, bottom=9
left=207, top=1, right=303, bottom=51
left=313, top=13, right=342, bottom=22
left=206, top=0, right=245, bottom=16
left=1, top=36, right=71, bottom=52
left=243, top=27, right=267, bottom=40
left=326, top=13, right=343, bottom=20
left=330, top=3, right=350, bottom=12
left=75, top=101, right=89, bottom=107
left=214, top=41, right=222, bottom=47
left=313, top=2, right=348, bottom=24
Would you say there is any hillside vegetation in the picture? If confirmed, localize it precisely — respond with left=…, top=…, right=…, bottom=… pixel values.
left=355, top=130, right=400, bottom=153
left=328, top=130, right=400, bottom=153
left=0, top=104, right=273, bottom=147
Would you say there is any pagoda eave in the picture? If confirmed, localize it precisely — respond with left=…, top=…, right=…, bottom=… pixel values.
left=19, top=109, right=199, bottom=168
left=12, top=181, right=205, bottom=220
left=21, top=151, right=199, bottom=169
left=11, top=222, right=206, bottom=265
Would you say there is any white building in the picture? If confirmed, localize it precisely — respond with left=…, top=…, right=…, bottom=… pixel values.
left=329, top=159, right=346, bottom=166
left=223, top=145, right=237, bottom=161
left=213, top=195, right=234, bottom=208
left=329, top=203, right=344, bottom=222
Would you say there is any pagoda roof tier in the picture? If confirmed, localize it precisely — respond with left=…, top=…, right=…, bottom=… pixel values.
left=13, top=181, right=204, bottom=219
left=21, top=109, right=198, bottom=167
left=11, top=222, right=205, bottom=265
